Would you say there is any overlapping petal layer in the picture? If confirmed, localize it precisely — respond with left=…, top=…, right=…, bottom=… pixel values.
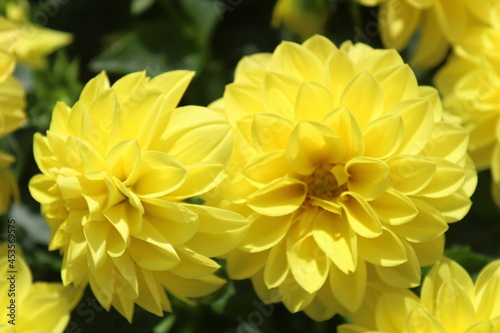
left=356, top=0, right=499, bottom=68
left=0, top=243, right=82, bottom=333
left=339, top=258, right=500, bottom=332
left=212, top=35, right=475, bottom=320
left=436, top=26, right=500, bottom=206
left=29, top=70, right=248, bottom=321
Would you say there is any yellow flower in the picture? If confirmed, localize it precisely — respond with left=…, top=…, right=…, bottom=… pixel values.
left=339, top=257, right=500, bottom=332
left=0, top=17, right=25, bottom=215
left=0, top=243, right=82, bottom=333
left=211, top=35, right=476, bottom=321
left=29, top=70, right=249, bottom=321
left=271, top=0, right=330, bottom=41
left=435, top=26, right=500, bottom=205
left=355, top=0, right=497, bottom=68
left=5, top=1, right=72, bottom=68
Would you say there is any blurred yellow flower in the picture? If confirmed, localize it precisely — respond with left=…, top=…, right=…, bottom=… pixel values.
left=355, top=0, right=498, bottom=68
left=211, top=35, right=476, bottom=321
left=0, top=17, right=25, bottom=215
left=435, top=26, right=500, bottom=205
left=271, top=0, right=330, bottom=41
left=339, top=257, right=500, bottom=332
left=29, top=70, right=249, bottom=321
left=0, top=243, right=82, bottom=333
left=5, top=1, right=72, bottom=67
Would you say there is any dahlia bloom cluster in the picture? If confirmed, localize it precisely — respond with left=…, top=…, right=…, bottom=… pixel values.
left=356, top=0, right=499, bottom=68
left=29, top=70, right=249, bottom=321
left=436, top=27, right=500, bottom=206
left=210, top=35, right=476, bottom=320
left=0, top=17, right=25, bottom=214
left=339, top=257, right=500, bottom=332
left=0, top=244, right=82, bottom=333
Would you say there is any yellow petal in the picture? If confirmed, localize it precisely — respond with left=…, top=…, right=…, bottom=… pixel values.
left=105, top=139, right=141, bottom=185
left=158, top=271, right=225, bottom=301
left=166, top=161, right=224, bottom=199
left=475, top=260, right=500, bottom=321
left=313, top=210, right=357, bottom=274
left=340, top=72, right=383, bottom=129
left=288, top=235, right=329, bottom=294
left=323, top=107, right=365, bottom=161
left=369, top=188, right=418, bottom=225
left=129, top=237, right=180, bottom=271
left=169, top=246, right=220, bottom=279
left=390, top=99, right=434, bottom=155
left=329, top=260, right=367, bottom=312
left=294, top=81, right=334, bottom=122
left=238, top=213, right=291, bottom=252
left=375, top=241, right=421, bottom=288
left=375, top=293, right=421, bottom=331
left=162, top=105, right=233, bottom=166
left=421, top=257, right=475, bottom=316
left=286, top=120, right=346, bottom=175
left=416, top=158, right=466, bottom=198
left=465, top=318, right=500, bottom=333
left=325, top=50, right=357, bottom=103
left=363, top=114, right=404, bottom=159
left=420, top=122, right=469, bottom=164
left=389, top=198, right=448, bottom=243
left=346, top=157, right=389, bottom=200
left=269, top=41, right=324, bottom=82
left=358, top=227, right=408, bottom=267
left=183, top=204, right=249, bottom=257
left=261, top=72, right=301, bottom=117
left=387, top=156, right=436, bottom=195
left=376, top=64, right=419, bottom=110
left=379, top=0, right=420, bottom=50
left=251, top=113, right=294, bottom=152
left=436, top=279, right=477, bottom=331
left=264, top=239, right=289, bottom=288
left=247, top=177, right=306, bottom=216
left=227, top=249, right=268, bottom=280
left=411, top=10, right=449, bottom=68
left=279, top=273, right=316, bottom=313
left=405, top=306, right=447, bottom=333
left=409, top=236, right=444, bottom=267
left=244, top=150, right=291, bottom=185
left=302, top=35, right=338, bottom=63
left=134, top=151, right=187, bottom=197
left=224, top=83, right=267, bottom=121
left=340, top=192, right=382, bottom=238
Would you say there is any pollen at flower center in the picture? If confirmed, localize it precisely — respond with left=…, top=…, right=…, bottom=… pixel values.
left=305, top=168, right=342, bottom=201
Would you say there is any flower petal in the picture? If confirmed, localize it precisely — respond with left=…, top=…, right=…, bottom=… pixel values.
left=286, top=120, right=346, bottom=175
left=329, top=260, right=367, bottom=313
left=340, top=72, right=383, bottom=129
left=346, top=157, right=389, bottom=200
left=251, top=113, right=294, bottom=152
left=363, top=114, right=404, bottom=159
left=387, top=155, right=437, bottom=195
left=340, top=192, right=382, bottom=238
left=294, top=81, right=334, bottom=122
left=358, top=227, right=408, bottom=267
left=269, top=41, right=324, bottom=82
left=323, top=107, right=365, bottom=161
left=369, top=188, right=418, bottom=225
left=264, top=239, right=289, bottom=288
left=375, top=241, right=421, bottom=288
left=312, top=209, right=357, bottom=273
left=239, top=213, right=291, bottom=253
left=288, top=235, right=329, bottom=294
left=247, top=177, right=307, bottom=216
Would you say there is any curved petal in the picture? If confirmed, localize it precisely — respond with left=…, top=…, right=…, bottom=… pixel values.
left=244, top=150, right=291, bottom=185
left=325, top=50, right=356, bottom=103
left=346, top=157, right=389, bottom=200
left=329, top=260, right=367, bottom=313
left=379, top=0, right=421, bottom=50
left=375, top=241, right=421, bottom=288
left=226, top=249, right=268, bottom=280
left=251, top=113, right=294, bottom=152
left=247, top=177, right=307, bottom=216
left=340, top=72, right=383, bottom=129
left=264, top=239, right=289, bottom=288
left=363, top=114, right=404, bottom=159
left=295, top=81, right=334, bottom=122
left=288, top=235, right=329, bottom=294
left=323, top=107, right=365, bottom=161
left=238, top=213, right=291, bottom=252
left=358, top=227, right=408, bottom=267
left=312, top=209, right=357, bottom=273
left=286, top=120, right=346, bottom=175
left=369, top=188, right=418, bottom=225
left=269, top=41, right=324, bottom=82
left=436, top=279, right=477, bottom=331
left=387, top=155, right=436, bottom=195
left=340, top=192, right=382, bottom=238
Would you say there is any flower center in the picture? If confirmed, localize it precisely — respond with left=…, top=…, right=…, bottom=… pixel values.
left=305, top=168, right=341, bottom=201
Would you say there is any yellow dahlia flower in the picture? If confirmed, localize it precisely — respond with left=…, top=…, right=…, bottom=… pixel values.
left=435, top=26, right=500, bottom=205
left=271, top=0, right=330, bottom=41
left=339, top=257, right=500, bottom=332
left=0, top=17, right=25, bottom=215
left=355, top=0, right=498, bottom=68
left=212, top=35, right=476, bottom=321
left=0, top=243, right=82, bottom=333
left=5, top=0, right=72, bottom=68
left=29, top=70, right=249, bottom=321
